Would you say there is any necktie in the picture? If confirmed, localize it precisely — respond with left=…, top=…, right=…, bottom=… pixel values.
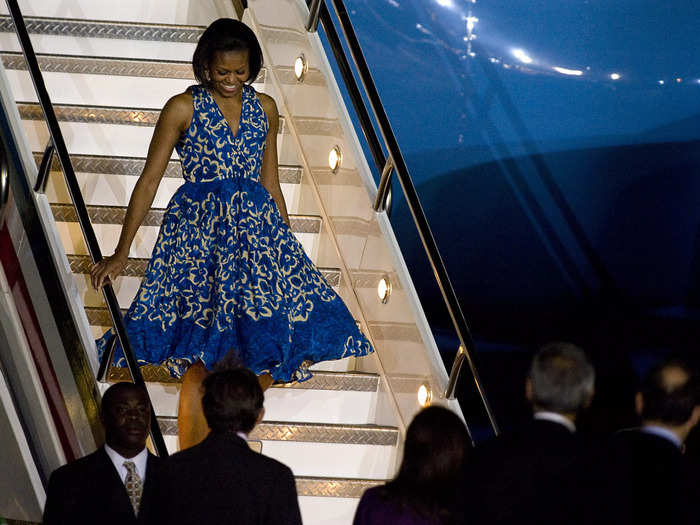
left=123, top=460, right=142, bottom=515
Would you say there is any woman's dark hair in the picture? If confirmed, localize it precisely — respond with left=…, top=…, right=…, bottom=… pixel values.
left=380, top=406, right=471, bottom=523
left=201, top=367, right=263, bottom=434
left=192, top=18, right=263, bottom=86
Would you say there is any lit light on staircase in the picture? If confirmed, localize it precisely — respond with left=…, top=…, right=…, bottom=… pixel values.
left=328, top=145, right=342, bottom=173
left=294, top=54, right=308, bottom=82
left=377, top=276, right=391, bottom=304
left=417, top=382, right=432, bottom=407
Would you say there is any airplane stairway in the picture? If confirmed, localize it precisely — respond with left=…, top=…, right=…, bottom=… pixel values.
left=0, top=1, right=487, bottom=523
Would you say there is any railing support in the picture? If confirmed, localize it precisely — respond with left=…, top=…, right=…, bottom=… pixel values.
left=34, top=140, right=54, bottom=193
left=373, top=156, right=393, bottom=212
left=306, top=0, right=322, bottom=32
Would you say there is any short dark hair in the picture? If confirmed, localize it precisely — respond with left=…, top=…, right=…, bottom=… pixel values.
left=529, top=342, right=594, bottom=414
left=192, top=18, right=263, bottom=86
left=640, top=359, right=698, bottom=425
left=101, top=382, right=147, bottom=415
left=201, top=367, right=263, bottom=434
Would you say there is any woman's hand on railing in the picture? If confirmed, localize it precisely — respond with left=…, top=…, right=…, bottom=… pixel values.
left=91, top=252, right=128, bottom=290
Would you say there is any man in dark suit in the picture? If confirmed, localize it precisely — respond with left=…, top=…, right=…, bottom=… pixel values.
left=150, top=367, right=302, bottom=525
left=589, top=358, right=700, bottom=525
left=43, top=382, right=160, bottom=525
left=465, top=342, right=595, bottom=524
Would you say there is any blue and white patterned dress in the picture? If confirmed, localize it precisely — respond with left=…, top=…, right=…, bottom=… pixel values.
left=96, top=84, right=373, bottom=381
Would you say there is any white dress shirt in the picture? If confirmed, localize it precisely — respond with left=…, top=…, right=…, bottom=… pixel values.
left=640, top=425, right=683, bottom=449
left=104, top=444, right=148, bottom=483
left=533, top=410, right=576, bottom=433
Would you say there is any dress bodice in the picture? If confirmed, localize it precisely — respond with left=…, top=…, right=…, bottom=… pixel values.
left=175, top=84, right=269, bottom=184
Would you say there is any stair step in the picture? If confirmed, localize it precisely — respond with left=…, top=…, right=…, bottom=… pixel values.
left=33, top=152, right=303, bottom=183
left=157, top=418, right=397, bottom=446
left=297, top=477, right=381, bottom=498
left=0, top=0, right=217, bottom=26
left=2, top=51, right=197, bottom=79
left=17, top=102, right=287, bottom=132
left=144, top=380, right=378, bottom=424
left=50, top=203, right=321, bottom=230
left=110, top=365, right=376, bottom=390
left=67, top=254, right=338, bottom=283
left=0, top=15, right=204, bottom=43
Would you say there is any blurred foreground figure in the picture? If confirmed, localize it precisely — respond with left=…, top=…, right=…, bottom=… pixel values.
left=587, top=358, right=700, bottom=525
left=353, top=405, right=470, bottom=525
left=150, top=367, right=302, bottom=525
left=466, top=342, right=595, bottom=524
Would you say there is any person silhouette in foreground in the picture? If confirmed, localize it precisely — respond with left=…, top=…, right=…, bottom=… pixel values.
left=150, top=367, right=302, bottom=525
left=43, top=382, right=160, bottom=525
left=466, top=341, right=595, bottom=524
left=586, top=357, right=700, bottom=525
left=354, top=405, right=471, bottom=525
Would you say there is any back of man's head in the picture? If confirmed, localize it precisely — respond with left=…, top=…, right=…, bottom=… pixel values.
left=202, top=367, right=263, bottom=434
left=528, top=342, right=595, bottom=414
left=639, top=359, right=698, bottom=426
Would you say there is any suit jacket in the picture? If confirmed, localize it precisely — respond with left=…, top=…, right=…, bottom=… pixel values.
left=43, top=447, right=161, bottom=525
left=584, top=429, right=698, bottom=525
left=464, top=419, right=586, bottom=524
left=149, top=431, right=302, bottom=525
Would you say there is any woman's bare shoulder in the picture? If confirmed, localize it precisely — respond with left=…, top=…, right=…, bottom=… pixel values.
left=160, top=91, right=194, bottom=130
left=257, top=92, right=279, bottom=119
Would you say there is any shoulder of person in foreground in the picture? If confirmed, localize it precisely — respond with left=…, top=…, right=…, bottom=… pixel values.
left=42, top=450, right=105, bottom=523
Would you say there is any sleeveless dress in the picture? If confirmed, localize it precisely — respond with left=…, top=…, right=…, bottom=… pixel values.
left=96, top=84, right=373, bottom=381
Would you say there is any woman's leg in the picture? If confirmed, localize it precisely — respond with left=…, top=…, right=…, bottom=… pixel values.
left=258, top=373, right=274, bottom=391
left=178, top=361, right=210, bottom=450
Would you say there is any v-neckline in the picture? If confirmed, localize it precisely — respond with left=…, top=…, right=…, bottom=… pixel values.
left=207, top=85, right=245, bottom=140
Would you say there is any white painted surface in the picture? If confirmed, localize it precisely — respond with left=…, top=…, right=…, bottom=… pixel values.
left=147, top=381, right=377, bottom=425
left=299, top=497, right=362, bottom=525
left=0, top=0, right=234, bottom=25
left=260, top=441, right=395, bottom=479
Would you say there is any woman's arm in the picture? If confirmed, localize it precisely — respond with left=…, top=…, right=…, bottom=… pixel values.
left=259, top=93, right=290, bottom=226
left=90, top=92, right=192, bottom=290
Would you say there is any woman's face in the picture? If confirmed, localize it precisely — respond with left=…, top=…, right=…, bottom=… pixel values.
left=208, top=49, right=250, bottom=98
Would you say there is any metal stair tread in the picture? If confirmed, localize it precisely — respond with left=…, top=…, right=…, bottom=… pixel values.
left=157, top=418, right=397, bottom=446
left=67, top=254, right=339, bottom=284
left=295, top=476, right=383, bottom=498
left=109, top=367, right=378, bottom=391
left=0, top=15, right=205, bottom=43
left=32, top=151, right=302, bottom=183
left=50, top=203, right=322, bottom=231
left=17, top=101, right=286, bottom=132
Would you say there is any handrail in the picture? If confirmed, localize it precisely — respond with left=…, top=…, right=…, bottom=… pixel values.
left=308, top=0, right=499, bottom=434
left=4, top=0, right=169, bottom=456
left=0, top=140, right=8, bottom=227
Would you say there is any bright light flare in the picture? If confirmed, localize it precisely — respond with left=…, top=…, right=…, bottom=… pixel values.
left=511, top=48, right=533, bottom=64
left=610, top=73, right=621, bottom=80
left=553, top=66, right=583, bottom=76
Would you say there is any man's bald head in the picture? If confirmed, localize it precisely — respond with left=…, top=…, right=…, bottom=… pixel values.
left=639, top=359, right=698, bottom=425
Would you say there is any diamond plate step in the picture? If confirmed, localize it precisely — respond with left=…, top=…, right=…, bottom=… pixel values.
left=110, top=367, right=377, bottom=391
left=50, top=203, right=321, bottom=231
left=32, top=152, right=303, bottom=183
left=67, top=254, right=339, bottom=284
left=0, top=15, right=204, bottom=43
left=157, top=418, right=397, bottom=446
left=296, top=477, right=382, bottom=498
left=17, top=102, right=287, bottom=132
left=2, top=51, right=199, bottom=79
